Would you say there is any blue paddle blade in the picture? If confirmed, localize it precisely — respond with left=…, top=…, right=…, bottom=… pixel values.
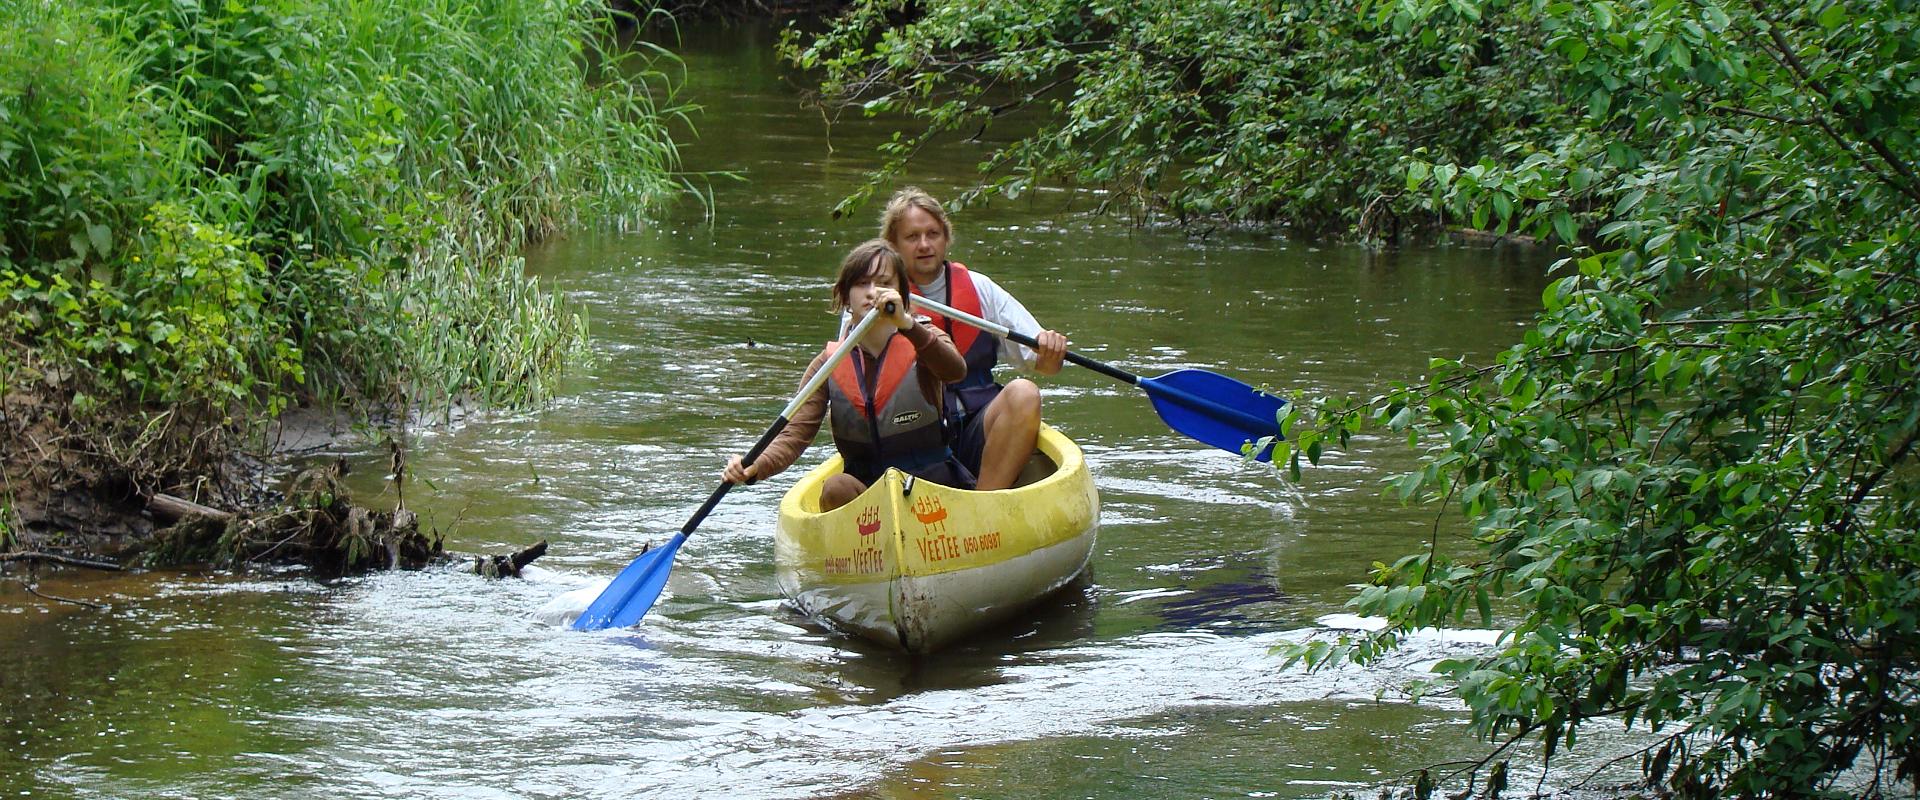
left=1138, top=368, right=1287, bottom=461
left=571, top=532, right=688, bottom=631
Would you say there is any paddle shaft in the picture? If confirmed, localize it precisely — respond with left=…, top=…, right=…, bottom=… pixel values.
left=907, top=294, right=1140, bottom=385
left=680, top=300, right=894, bottom=535
left=908, top=293, right=1282, bottom=440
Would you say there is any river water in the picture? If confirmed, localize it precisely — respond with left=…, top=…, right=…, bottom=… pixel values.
left=1, top=21, right=1637, bottom=800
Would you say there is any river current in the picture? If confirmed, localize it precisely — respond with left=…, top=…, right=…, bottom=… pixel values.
left=0, top=20, right=1649, bottom=800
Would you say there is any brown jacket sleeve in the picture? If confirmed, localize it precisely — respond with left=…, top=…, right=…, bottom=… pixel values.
left=753, top=324, right=961, bottom=479
left=902, top=320, right=964, bottom=404
left=748, top=349, right=830, bottom=479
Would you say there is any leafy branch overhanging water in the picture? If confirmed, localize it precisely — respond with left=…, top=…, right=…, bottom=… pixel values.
left=788, top=0, right=1920, bottom=795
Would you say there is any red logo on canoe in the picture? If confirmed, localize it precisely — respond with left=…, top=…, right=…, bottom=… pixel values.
left=855, top=506, right=881, bottom=537
left=910, top=495, right=948, bottom=534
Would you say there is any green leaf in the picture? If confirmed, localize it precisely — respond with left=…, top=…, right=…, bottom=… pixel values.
left=1592, top=2, right=1615, bottom=30
left=1542, top=277, right=1572, bottom=311
left=1564, top=38, right=1589, bottom=66
left=1552, top=210, right=1577, bottom=242
left=87, top=224, right=112, bottom=257
left=1406, top=160, right=1431, bottom=191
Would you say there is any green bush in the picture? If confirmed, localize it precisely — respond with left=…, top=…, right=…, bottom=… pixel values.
left=0, top=1, right=183, bottom=268
left=793, top=0, right=1920, bottom=795
left=781, top=0, right=1554, bottom=236
left=1, top=0, right=684, bottom=472
left=1, top=203, right=299, bottom=419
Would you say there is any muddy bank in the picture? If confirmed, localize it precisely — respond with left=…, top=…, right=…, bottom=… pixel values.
left=138, top=460, right=445, bottom=575
left=1, top=375, right=533, bottom=581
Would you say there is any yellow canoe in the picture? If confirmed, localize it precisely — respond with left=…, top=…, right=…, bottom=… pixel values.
left=775, top=425, right=1101, bottom=653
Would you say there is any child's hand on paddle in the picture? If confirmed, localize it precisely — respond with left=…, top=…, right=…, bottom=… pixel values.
left=722, top=456, right=760, bottom=485
left=871, top=288, right=911, bottom=330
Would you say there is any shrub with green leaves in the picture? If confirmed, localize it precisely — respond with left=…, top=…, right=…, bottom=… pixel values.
left=0, top=1, right=182, bottom=268
left=1, top=203, right=300, bottom=421
left=1294, top=2, right=1920, bottom=797
left=793, top=0, right=1920, bottom=795
left=782, top=0, right=1556, bottom=234
left=1, top=0, right=684, bottom=480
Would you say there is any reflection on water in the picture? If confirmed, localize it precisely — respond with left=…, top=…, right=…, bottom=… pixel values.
left=0, top=19, right=1575, bottom=800
left=1148, top=575, right=1292, bottom=634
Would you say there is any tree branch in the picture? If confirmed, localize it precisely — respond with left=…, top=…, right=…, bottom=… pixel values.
left=1, top=552, right=124, bottom=570
left=25, top=583, right=107, bottom=609
left=1751, top=17, right=1920, bottom=205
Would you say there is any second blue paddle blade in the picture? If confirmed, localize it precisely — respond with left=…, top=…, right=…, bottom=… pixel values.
left=1138, top=368, right=1287, bottom=461
left=571, top=531, right=688, bottom=631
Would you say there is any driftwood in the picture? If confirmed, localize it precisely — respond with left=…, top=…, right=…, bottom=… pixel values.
left=26, top=584, right=108, bottom=608
left=141, top=461, right=441, bottom=576
left=139, top=465, right=549, bottom=580
left=1449, top=226, right=1542, bottom=246
left=0, top=551, right=124, bottom=570
left=472, top=540, right=548, bottom=579
left=147, top=493, right=234, bottom=523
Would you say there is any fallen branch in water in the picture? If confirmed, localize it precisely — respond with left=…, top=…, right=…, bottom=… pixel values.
left=140, top=464, right=548, bottom=580
left=0, top=552, right=124, bottom=570
left=146, top=493, right=234, bottom=523
left=473, top=540, right=548, bottom=579
left=25, top=583, right=108, bottom=609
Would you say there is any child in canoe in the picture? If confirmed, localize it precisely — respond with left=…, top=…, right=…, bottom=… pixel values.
left=723, top=239, right=973, bottom=510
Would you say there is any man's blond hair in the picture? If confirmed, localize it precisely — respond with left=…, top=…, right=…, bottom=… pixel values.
left=879, top=186, right=952, bottom=245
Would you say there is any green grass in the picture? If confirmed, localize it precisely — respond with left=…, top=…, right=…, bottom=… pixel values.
left=0, top=0, right=687, bottom=471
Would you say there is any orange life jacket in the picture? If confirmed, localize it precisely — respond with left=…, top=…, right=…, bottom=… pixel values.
left=823, top=333, right=960, bottom=485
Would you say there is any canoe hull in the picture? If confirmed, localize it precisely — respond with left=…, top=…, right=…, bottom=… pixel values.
left=775, top=426, right=1100, bottom=653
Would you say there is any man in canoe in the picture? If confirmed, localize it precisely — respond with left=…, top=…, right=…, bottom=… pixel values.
left=881, top=187, right=1070, bottom=491
left=723, top=239, right=972, bottom=511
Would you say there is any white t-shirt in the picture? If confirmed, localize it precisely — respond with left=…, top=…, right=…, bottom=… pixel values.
left=837, top=264, right=1047, bottom=374
left=913, top=266, right=1044, bottom=373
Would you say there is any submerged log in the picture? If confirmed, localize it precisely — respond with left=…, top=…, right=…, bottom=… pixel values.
left=143, top=461, right=443, bottom=576
left=139, top=461, right=548, bottom=580
left=1448, top=226, right=1542, bottom=246
left=147, top=493, right=234, bottom=523
left=0, top=552, right=124, bottom=570
left=472, top=540, right=548, bottom=579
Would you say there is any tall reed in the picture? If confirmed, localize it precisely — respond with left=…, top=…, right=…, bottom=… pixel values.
left=1, top=0, right=687, bottom=479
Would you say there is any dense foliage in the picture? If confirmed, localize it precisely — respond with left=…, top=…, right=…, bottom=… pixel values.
left=1, top=0, right=684, bottom=484
left=783, top=0, right=1560, bottom=234
left=791, top=0, right=1920, bottom=796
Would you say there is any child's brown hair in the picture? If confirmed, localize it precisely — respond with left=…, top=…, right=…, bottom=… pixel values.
left=830, top=239, right=909, bottom=313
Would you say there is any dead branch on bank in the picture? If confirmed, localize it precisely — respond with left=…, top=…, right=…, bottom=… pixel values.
left=136, top=461, right=547, bottom=580
left=146, top=493, right=233, bottom=523
left=0, top=552, right=124, bottom=570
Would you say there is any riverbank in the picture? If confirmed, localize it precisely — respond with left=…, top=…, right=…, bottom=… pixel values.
left=0, top=0, right=684, bottom=571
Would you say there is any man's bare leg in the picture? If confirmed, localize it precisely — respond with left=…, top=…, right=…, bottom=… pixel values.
left=974, top=379, right=1041, bottom=491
